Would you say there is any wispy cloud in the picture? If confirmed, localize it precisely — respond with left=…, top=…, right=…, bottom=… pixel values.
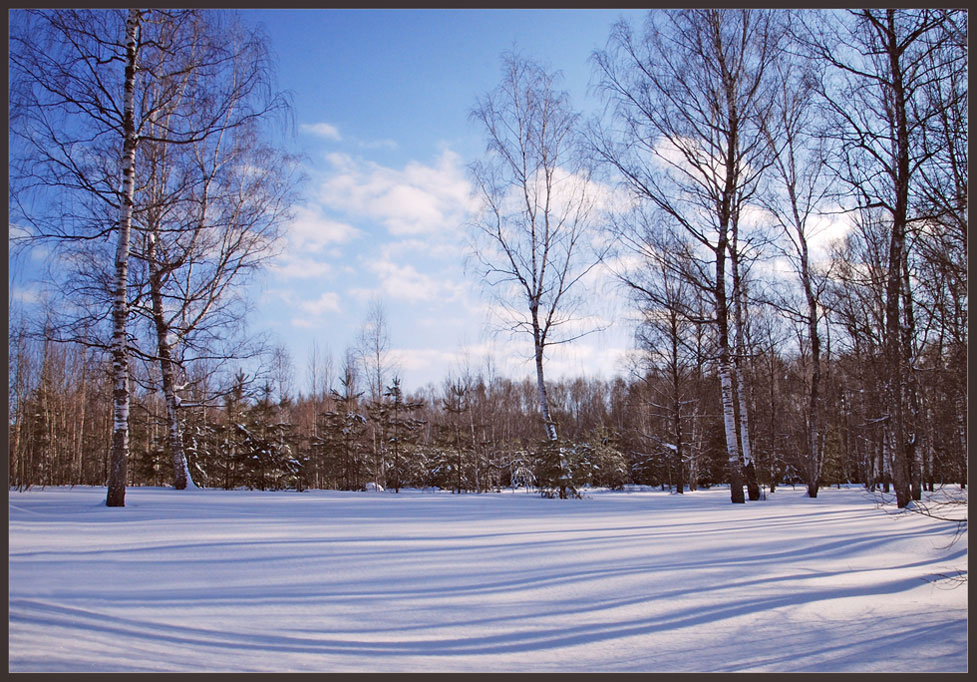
left=349, top=257, right=469, bottom=305
left=269, top=257, right=333, bottom=280
left=300, top=291, right=342, bottom=316
left=285, top=291, right=343, bottom=329
left=9, top=285, right=43, bottom=306
left=270, top=205, right=362, bottom=280
left=287, top=205, right=361, bottom=252
left=316, top=149, right=475, bottom=236
left=300, top=121, right=343, bottom=141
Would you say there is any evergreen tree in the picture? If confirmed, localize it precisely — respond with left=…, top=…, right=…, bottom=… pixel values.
left=316, top=361, right=368, bottom=491
left=383, top=378, right=425, bottom=493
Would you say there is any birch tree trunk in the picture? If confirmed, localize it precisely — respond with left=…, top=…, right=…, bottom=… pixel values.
left=533, top=316, right=558, bottom=443
left=106, top=9, right=141, bottom=508
left=148, top=239, right=195, bottom=490
left=901, top=256, right=921, bottom=501
left=592, top=10, right=781, bottom=503
left=731, top=226, right=760, bottom=500
left=716, top=240, right=745, bottom=504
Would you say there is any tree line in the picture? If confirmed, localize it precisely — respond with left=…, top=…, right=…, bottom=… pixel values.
left=8, top=9, right=967, bottom=506
left=8, top=293, right=966, bottom=500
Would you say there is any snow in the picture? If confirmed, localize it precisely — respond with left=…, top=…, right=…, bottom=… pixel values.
left=8, top=485, right=967, bottom=673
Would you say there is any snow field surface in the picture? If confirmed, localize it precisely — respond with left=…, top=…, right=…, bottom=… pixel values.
left=8, top=485, right=968, bottom=672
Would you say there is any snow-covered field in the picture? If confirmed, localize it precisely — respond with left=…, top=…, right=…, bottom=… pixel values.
left=8, top=484, right=968, bottom=672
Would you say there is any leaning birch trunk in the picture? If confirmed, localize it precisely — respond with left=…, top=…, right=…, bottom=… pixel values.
left=106, top=9, right=140, bottom=508
left=734, top=351, right=759, bottom=499
left=713, top=215, right=746, bottom=504
left=805, top=306, right=822, bottom=499
left=900, top=258, right=922, bottom=501
left=148, top=246, right=195, bottom=490
left=730, top=234, right=760, bottom=501
left=716, top=244, right=744, bottom=504
left=955, top=395, right=967, bottom=487
left=533, top=312, right=564, bottom=497
left=673, top=397, right=685, bottom=494
left=670, top=317, right=685, bottom=494
left=720, top=359, right=745, bottom=503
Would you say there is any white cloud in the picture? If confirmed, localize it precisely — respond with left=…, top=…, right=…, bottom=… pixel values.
left=291, top=316, right=335, bottom=330
left=541, top=341, right=630, bottom=381
left=379, top=238, right=467, bottom=261
left=262, top=288, right=295, bottom=304
left=393, top=347, right=458, bottom=373
left=8, top=223, right=31, bottom=243
left=300, top=122, right=343, bottom=141
left=264, top=288, right=341, bottom=328
left=270, top=205, right=361, bottom=280
left=350, top=258, right=467, bottom=304
left=299, top=291, right=342, bottom=316
left=269, top=257, right=333, bottom=280
left=315, top=149, right=475, bottom=236
left=391, top=342, right=512, bottom=387
left=808, top=211, right=854, bottom=262
left=288, top=205, right=361, bottom=252
left=392, top=337, right=628, bottom=389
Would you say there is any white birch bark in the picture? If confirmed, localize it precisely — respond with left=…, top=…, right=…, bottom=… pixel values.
left=731, top=232, right=760, bottom=501
left=719, top=359, right=744, bottom=502
left=106, top=9, right=141, bottom=507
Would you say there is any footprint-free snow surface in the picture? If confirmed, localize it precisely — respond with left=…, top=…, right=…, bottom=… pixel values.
left=8, top=485, right=967, bottom=672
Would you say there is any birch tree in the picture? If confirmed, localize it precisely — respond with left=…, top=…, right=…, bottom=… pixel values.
left=357, top=300, right=395, bottom=491
left=130, top=15, right=294, bottom=489
left=9, top=9, right=148, bottom=506
left=470, top=52, right=605, bottom=447
left=759, top=46, right=835, bottom=498
left=593, top=9, right=781, bottom=502
left=10, top=10, right=294, bottom=500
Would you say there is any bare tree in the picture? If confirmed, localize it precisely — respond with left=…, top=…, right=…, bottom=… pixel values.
left=9, top=9, right=145, bottom=506
left=795, top=9, right=963, bottom=508
left=357, top=299, right=396, bottom=490
left=470, top=52, right=605, bottom=445
left=617, top=211, right=701, bottom=494
left=9, top=9, right=293, bottom=501
left=729, top=209, right=765, bottom=500
left=357, top=299, right=393, bottom=407
left=593, top=9, right=781, bottom=502
left=759, top=45, right=836, bottom=497
left=306, top=340, right=333, bottom=488
left=131, top=70, right=295, bottom=490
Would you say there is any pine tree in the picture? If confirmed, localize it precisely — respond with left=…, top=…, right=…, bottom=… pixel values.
left=383, top=378, right=425, bottom=493
left=316, top=362, right=368, bottom=491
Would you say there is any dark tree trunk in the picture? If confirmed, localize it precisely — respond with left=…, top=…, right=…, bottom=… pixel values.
left=881, top=10, right=912, bottom=509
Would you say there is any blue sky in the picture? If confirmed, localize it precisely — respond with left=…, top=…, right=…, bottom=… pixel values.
left=237, top=9, right=648, bottom=394
left=8, top=8, right=850, bottom=397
